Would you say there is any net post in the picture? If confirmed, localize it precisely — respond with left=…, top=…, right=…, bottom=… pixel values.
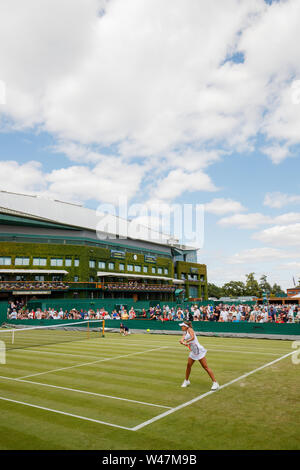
left=102, top=319, right=105, bottom=338
left=87, top=321, right=90, bottom=340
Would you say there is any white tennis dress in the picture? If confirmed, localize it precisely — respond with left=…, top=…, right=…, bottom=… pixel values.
left=185, top=329, right=207, bottom=360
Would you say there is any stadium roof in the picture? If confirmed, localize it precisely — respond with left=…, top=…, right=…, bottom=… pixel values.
left=0, top=190, right=199, bottom=251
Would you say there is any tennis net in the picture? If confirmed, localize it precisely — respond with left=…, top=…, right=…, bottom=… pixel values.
left=0, top=320, right=105, bottom=350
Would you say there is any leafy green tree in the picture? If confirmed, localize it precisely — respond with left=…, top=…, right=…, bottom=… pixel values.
left=271, top=283, right=285, bottom=297
left=245, top=272, right=261, bottom=297
left=222, top=281, right=246, bottom=297
left=208, top=274, right=286, bottom=299
left=207, top=283, right=224, bottom=299
left=259, top=275, right=272, bottom=296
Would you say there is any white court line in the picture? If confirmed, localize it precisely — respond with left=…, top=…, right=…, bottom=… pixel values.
left=211, top=348, right=285, bottom=356
left=8, top=334, right=292, bottom=355
left=8, top=342, right=171, bottom=359
left=8, top=344, right=284, bottom=357
left=0, top=375, right=171, bottom=409
left=0, top=395, right=132, bottom=431
left=0, top=350, right=295, bottom=431
left=17, top=346, right=169, bottom=380
left=86, top=338, right=293, bottom=354
left=6, top=342, right=288, bottom=360
left=167, top=347, right=282, bottom=356
left=131, top=350, right=295, bottom=431
left=9, top=349, right=112, bottom=359
left=90, top=340, right=288, bottom=356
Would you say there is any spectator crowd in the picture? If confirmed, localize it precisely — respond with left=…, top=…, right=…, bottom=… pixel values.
left=104, top=281, right=175, bottom=292
left=0, top=281, right=68, bottom=291
left=7, top=301, right=300, bottom=323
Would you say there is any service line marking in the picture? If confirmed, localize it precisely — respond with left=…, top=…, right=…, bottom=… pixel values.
left=8, top=345, right=284, bottom=357
left=9, top=349, right=115, bottom=359
left=17, top=346, right=169, bottom=380
left=0, top=350, right=295, bottom=432
left=131, top=350, right=295, bottom=431
left=85, top=338, right=293, bottom=354
left=0, top=375, right=171, bottom=409
left=0, top=395, right=132, bottom=431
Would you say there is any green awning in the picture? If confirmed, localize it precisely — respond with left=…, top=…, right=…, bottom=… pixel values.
left=175, top=289, right=184, bottom=295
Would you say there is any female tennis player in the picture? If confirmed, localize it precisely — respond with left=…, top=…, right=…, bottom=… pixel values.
left=179, top=321, right=219, bottom=390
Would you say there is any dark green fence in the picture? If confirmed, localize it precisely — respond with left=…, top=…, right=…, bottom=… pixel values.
left=2, top=318, right=299, bottom=337
left=0, top=301, right=9, bottom=321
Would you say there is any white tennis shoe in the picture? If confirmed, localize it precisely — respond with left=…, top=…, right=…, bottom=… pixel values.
left=181, top=379, right=190, bottom=388
left=211, top=381, right=219, bottom=391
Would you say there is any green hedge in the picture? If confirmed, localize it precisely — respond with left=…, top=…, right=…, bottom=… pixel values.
left=0, top=241, right=174, bottom=282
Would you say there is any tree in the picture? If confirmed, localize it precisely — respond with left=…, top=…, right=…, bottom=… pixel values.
left=208, top=274, right=286, bottom=299
left=207, top=283, right=224, bottom=299
left=271, top=283, right=285, bottom=297
left=222, top=281, right=246, bottom=297
left=259, top=275, right=272, bottom=296
left=245, top=273, right=261, bottom=297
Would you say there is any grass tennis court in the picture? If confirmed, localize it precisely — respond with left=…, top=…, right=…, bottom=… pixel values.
left=0, top=329, right=299, bottom=450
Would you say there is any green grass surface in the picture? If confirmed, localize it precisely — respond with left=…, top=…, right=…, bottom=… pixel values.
left=0, top=331, right=299, bottom=450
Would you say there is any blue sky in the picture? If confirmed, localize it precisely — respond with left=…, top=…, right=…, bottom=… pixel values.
left=0, top=0, right=300, bottom=290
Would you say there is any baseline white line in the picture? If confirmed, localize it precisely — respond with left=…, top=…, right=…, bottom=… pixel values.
left=131, top=350, right=295, bottom=431
left=0, top=395, right=132, bottom=430
left=86, top=339, right=293, bottom=354
left=0, top=375, right=171, bottom=409
left=17, top=346, right=169, bottom=380
left=7, top=345, right=283, bottom=357
left=9, top=336, right=291, bottom=355
left=167, top=347, right=282, bottom=356
left=8, top=343, right=171, bottom=358
left=0, top=350, right=294, bottom=431
left=8, top=349, right=115, bottom=359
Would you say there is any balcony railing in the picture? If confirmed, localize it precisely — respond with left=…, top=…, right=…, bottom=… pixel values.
left=103, top=282, right=176, bottom=292
left=0, top=281, right=178, bottom=293
left=0, top=281, right=69, bottom=291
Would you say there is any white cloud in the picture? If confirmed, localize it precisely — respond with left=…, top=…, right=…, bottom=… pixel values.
left=201, top=247, right=297, bottom=290
left=277, top=261, right=300, bottom=270
left=218, top=211, right=300, bottom=229
left=153, top=168, right=217, bottom=201
left=0, top=0, right=101, bottom=128
left=45, top=158, right=146, bottom=204
left=2, top=0, right=300, bottom=293
left=228, top=247, right=294, bottom=265
left=0, top=0, right=288, bottom=159
left=0, top=158, right=145, bottom=205
left=261, top=145, right=291, bottom=165
left=264, top=192, right=300, bottom=209
left=0, top=161, right=45, bottom=194
left=1, top=0, right=300, bottom=239
left=218, top=212, right=271, bottom=229
left=273, top=212, right=300, bottom=225
left=253, top=223, right=300, bottom=246
left=205, top=198, right=246, bottom=215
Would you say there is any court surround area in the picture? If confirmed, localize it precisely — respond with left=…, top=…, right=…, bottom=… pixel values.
left=0, top=322, right=299, bottom=450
